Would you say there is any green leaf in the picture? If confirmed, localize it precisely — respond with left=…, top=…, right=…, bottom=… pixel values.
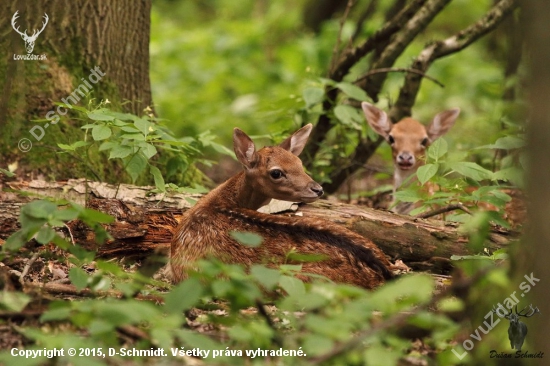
left=437, top=297, right=464, bottom=312
left=87, top=111, right=115, bottom=121
left=120, top=125, right=139, bottom=132
left=69, top=267, right=89, bottom=290
left=451, top=254, right=493, bottom=261
left=417, top=163, right=438, bottom=185
left=476, top=136, right=525, bottom=150
left=333, top=105, right=363, bottom=130
left=150, top=166, right=165, bottom=191
left=209, top=142, right=235, bottom=157
left=393, top=189, right=422, bottom=203
left=141, top=143, right=158, bottom=159
left=41, top=307, right=72, bottom=322
left=134, top=118, right=152, bottom=136
left=98, top=141, right=118, bottom=151
left=4, top=231, right=27, bottom=251
left=230, top=231, right=263, bottom=247
left=493, top=167, right=523, bottom=187
left=364, top=344, right=400, bottom=366
left=428, top=138, right=448, bottom=161
left=23, top=200, right=57, bottom=219
left=302, top=334, right=334, bottom=356
left=494, top=136, right=524, bottom=149
left=68, top=245, right=96, bottom=263
left=302, top=87, right=324, bottom=108
left=71, top=141, right=89, bottom=149
left=57, top=143, right=75, bottom=151
left=78, top=208, right=114, bottom=224
left=0, top=168, right=15, bottom=177
left=164, top=278, right=203, bottom=314
left=91, top=125, right=112, bottom=141
left=125, top=153, right=147, bottom=183
left=53, top=208, right=79, bottom=222
left=335, top=82, right=369, bottom=101
left=35, top=227, right=55, bottom=244
left=449, top=162, right=493, bottom=181
left=251, top=265, right=281, bottom=289
left=369, top=274, right=434, bottom=311
left=109, top=145, right=133, bottom=159
left=0, top=291, right=31, bottom=312
left=121, top=133, right=146, bottom=141
left=279, top=275, right=305, bottom=297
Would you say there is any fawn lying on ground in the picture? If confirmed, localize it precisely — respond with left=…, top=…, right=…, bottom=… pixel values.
left=171, top=124, right=394, bottom=289
left=361, top=102, right=460, bottom=215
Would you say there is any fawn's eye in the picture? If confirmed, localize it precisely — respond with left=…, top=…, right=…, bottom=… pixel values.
left=421, top=137, right=429, bottom=147
left=270, top=169, right=283, bottom=179
left=388, top=135, right=395, bottom=144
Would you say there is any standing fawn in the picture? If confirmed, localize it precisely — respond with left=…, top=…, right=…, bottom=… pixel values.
left=171, top=124, right=394, bottom=289
left=361, top=102, right=460, bottom=215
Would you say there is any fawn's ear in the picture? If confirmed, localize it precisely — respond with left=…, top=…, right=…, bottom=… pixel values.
left=361, top=102, right=392, bottom=139
left=233, top=128, right=257, bottom=169
left=279, top=124, right=312, bottom=156
left=427, top=108, right=460, bottom=141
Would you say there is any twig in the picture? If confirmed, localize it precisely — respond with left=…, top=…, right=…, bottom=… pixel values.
left=23, top=281, right=164, bottom=303
left=256, top=299, right=283, bottom=347
left=415, top=203, right=473, bottom=219
left=117, top=324, right=151, bottom=341
left=330, top=0, right=356, bottom=75
left=63, top=223, right=76, bottom=245
left=355, top=67, right=445, bottom=88
left=19, top=253, right=40, bottom=285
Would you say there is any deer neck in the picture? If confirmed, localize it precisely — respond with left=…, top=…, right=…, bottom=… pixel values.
left=393, top=165, right=418, bottom=192
left=208, top=171, right=271, bottom=211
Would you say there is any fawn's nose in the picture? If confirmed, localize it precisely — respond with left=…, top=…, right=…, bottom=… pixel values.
left=397, top=152, right=414, bottom=164
left=310, top=183, right=324, bottom=197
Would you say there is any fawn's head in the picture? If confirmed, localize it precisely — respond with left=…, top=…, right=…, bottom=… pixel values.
left=362, top=102, right=460, bottom=173
left=233, top=124, right=323, bottom=204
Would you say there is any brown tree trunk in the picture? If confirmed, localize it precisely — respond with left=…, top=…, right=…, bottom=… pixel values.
left=521, top=0, right=550, bottom=355
left=0, top=0, right=152, bottom=178
left=1, top=180, right=517, bottom=274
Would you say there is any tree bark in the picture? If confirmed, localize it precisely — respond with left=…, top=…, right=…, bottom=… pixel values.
left=0, top=0, right=152, bottom=178
left=1, top=180, right=517, bottom=274
left=521, top=0, right=550, bottom=355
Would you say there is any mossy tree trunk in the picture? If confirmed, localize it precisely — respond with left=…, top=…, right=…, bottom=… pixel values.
left=0, top=0, right=152, bottom=180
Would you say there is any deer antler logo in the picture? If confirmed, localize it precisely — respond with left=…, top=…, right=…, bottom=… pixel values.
left=494, top=304, right=540, bottom=351
left=11, top=11, right=49, bottom=54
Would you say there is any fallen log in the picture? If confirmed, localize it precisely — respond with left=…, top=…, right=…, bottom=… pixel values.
left=1, top=179, right=518, bottom=273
